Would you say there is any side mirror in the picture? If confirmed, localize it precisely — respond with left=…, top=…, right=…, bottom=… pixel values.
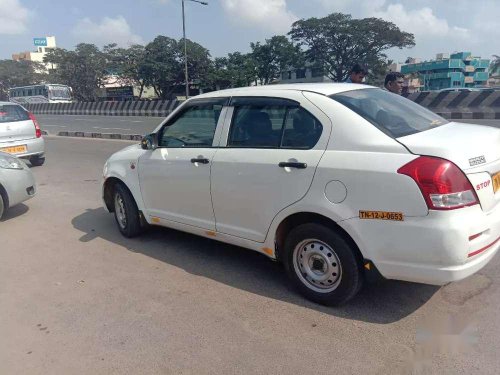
left=141, top=134, right=157, bottom=150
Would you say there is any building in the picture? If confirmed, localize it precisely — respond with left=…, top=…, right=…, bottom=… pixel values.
left=98, top=75, right=158, bottom=101
left=12, top=36, right=57, bottom=71
left=278, top=63, right=332, bottom=84
left=401, top=52, right=490, bottom=91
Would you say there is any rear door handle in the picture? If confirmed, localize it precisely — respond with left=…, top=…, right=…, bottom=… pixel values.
left=279, top=162, right=307, bottom=169
left=191, top=158, right=210, bottom=164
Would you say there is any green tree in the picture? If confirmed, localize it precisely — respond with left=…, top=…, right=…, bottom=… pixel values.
left=0, top=60, right=47, bottom=100
left=140, top=36, right=211, bottom=99
left=490, top=55, right=500, bottom=77
left=103, top=44, right=147, bottom=98
left=289, top=13, right=415, bottom=82
left=207, top=52, right=257, bottom=90
left=44, top=44, right=108, bottom=101
left=250, top=35, right=302, bottom=85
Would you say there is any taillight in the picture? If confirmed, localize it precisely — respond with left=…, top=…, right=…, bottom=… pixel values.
left=28, top=112, right=42, bottom=138
left=398, top=156, right=478, bottom=210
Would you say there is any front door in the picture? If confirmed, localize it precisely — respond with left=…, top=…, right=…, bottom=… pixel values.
left=138, top=98, right=227, bottom=230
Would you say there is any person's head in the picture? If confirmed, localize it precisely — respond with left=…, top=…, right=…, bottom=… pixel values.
left=385, top=72, right=404, bottom=94
left=349, top=64, right=368, bottom=83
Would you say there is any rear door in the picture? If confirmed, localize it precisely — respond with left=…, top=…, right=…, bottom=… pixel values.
left=210, top=93, right=331, bottom=242
left=0, top=104, right=35, bottom=144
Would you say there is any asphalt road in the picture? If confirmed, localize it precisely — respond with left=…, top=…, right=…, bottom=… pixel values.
left=1, top=136, right=500, bottom=374
left=36, top=115, right=500, bottom=136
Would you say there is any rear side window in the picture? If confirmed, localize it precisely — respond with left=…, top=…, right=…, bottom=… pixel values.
left=228, top=105, right=322, bottom=149
left=0, top=105, right=29, bottom=123
left=330, top=88, right=448, bottom=138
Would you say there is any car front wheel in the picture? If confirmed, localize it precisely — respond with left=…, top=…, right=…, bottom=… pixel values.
left=29, top=156, right=45, bottom=167
left=113, top=183, right=142, bottom=238
left=283, top=223, right=363, bottom=306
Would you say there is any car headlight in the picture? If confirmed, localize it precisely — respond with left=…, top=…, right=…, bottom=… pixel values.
left=0, top=154, right=25, bottom=170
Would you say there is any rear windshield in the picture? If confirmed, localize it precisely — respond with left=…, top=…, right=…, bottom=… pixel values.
left=329, top=88, right=448, bottom=138
left=0, top=105, right=29, bottom=123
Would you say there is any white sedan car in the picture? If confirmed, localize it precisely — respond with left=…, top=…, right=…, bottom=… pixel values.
left=102, top=83, right=500, bottom=305
left=0, top=152, right=36, bottom=219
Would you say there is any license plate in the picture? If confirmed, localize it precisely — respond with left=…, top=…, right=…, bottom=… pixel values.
left=493, top=172, right=500, bottom=193
left=0, top=145, right=27, bottom=154
left=359, top=210, right=404, bottom=221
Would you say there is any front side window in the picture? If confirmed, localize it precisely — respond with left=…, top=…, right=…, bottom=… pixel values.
left=330, top=88, right=448, bottom=138
left=159, top=100, right=225, bottom=148
left=228, top=102, right=322, bottom=149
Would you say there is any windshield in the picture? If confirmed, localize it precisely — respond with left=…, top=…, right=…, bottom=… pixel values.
left=0, top=104, right=29, bottom=123
left=330, top=88, right=448, bottom=138
left=48, top=86, right=71, bottom=99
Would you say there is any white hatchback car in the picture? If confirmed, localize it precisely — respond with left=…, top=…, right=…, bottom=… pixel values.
left=0, top=102, right=45, bottom=166
left=0, top=152, right=36, bottom=219
left=102, top=84, right=500, bottom=305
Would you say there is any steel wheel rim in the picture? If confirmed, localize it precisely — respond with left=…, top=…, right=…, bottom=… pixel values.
left=293, top=239, right=342, bottom=293
left=114, top=193, right=127, bottom=230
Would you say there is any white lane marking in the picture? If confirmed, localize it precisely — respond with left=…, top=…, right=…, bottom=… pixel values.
left=42, top=125, right=67, bottom=128
left=119, top=119, right=143, bottom=123
left=93, top=127, right=132, bottom=131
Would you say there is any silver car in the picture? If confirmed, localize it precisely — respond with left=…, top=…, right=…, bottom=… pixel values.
left=0, top=102, right=45, bottom=166
left=0, top=152, right=36, bottom=219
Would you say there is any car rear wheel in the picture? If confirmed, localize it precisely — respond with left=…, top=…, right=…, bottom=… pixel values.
left=113, top=183, right=142, bottom=238
left=283, top=223, right=363, bottom=306
left=29, top=156, right=45, bottom=167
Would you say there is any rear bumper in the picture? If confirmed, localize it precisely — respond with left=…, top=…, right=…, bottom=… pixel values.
left=340, top=204, right=500, bottom=285
left=1, top=166, right=36, bottom=208
left=0, top=137, right=45, bottom=158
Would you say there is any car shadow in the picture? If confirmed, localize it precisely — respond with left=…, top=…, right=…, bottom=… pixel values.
left=1, top=203, right=29, bottom=221
left=72, top=208, right=439, bottom=324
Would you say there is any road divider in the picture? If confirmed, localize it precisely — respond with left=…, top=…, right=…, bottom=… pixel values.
left=24, top=90, right=500, bottom=119
left=25, top=99, right=180, bottom=117
left=403, top=90, right=500, bottom=120
left=46, top=130, right=143, bottom=141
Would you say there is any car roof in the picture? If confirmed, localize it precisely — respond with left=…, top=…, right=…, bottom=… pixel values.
left=194, top=83, right=376, bottom=100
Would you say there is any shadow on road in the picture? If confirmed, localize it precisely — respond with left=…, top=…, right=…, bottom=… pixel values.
left=1, top=203, right=29, bottom=222
left=72, top=207, right=439, bottom=324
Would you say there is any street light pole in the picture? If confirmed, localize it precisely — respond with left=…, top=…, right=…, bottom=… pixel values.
left=182, top=0, right=208, bottom=99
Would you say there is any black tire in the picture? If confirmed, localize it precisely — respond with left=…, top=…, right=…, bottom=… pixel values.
left=0, top=193, right=4, bottom=219
left=30, top=156, right=45, bottom=167
left=113, top=183, right=143, bottom=238
left=283, top=223, right=363, bottom=306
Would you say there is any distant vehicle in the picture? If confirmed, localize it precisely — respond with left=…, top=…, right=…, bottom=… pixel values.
left=8, top=84, right=72, bottom=104
left=0, top=102, right=45, bottom=166
left=102, top=83, right=500, bottom=306
left=0, top=151, right=36, bottom=219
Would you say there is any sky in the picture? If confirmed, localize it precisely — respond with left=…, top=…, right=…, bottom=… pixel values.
left=0, top=0, right=498, bottom=63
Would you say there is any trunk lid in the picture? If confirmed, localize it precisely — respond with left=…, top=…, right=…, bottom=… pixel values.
left=398, top=122, right=500, bottom=212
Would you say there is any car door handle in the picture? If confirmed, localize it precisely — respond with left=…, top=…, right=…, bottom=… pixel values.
left=191, top=158, right=210, bottom=164
left=278, top=162, right=307, bottom=169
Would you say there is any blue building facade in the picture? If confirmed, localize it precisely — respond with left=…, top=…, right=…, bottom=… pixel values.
left=401, top=52, right=490, bottom=91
